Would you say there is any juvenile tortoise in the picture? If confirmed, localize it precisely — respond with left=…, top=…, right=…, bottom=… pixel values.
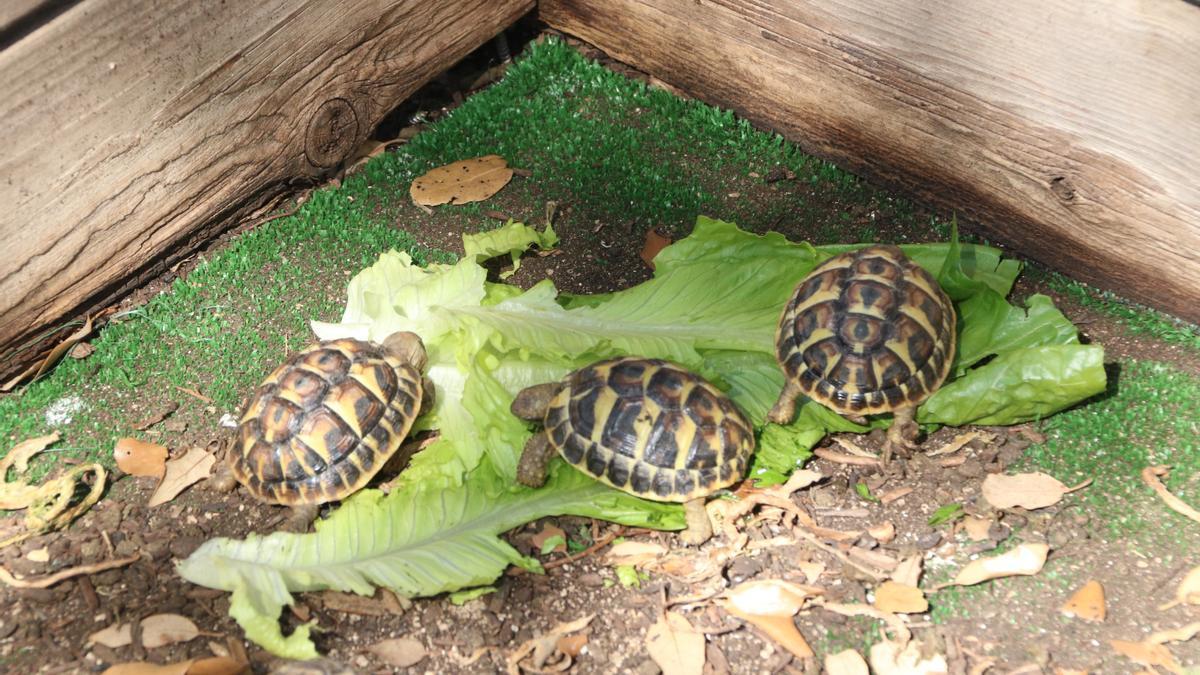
left=511, top=357, right=755, bottom=545
left=769, top=245, right=956, bottom=464
left=213, top=332, right=432, bottom=529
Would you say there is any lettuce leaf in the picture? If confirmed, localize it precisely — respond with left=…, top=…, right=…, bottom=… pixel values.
left=183, top=217, right=1106, bottom=657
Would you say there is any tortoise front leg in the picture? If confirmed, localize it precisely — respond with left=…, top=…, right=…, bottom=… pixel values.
left=768, top=380, right=805, bottom=425
left=516, top=433, right=556, bottom=488
left=679, top=498, right=713, bottom=546
left=283, top=503, right=321, bottom=533
left=881, top=405, right=919, bottom=466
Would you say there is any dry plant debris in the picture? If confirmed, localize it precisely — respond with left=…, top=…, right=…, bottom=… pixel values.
left=368, top=637, right=427, bottom=668
left=980, top=471, right=1089, bottom=510
left=1060, top=579, right=1106, bottom=622
left=1160, top=565, right=1200, bottom=610
left=0, top=432, right=106, bottom=548
left=1, top=314, right=96, bottom=391
left=100, top=656, right=248, bottom=675
left=943, top=543, right=1050, bottom=588
left=148, top=447, right=216, bottom=507
left=719, top=580, right=820, bottom=659
left=505, top=614, right=594, bottom=675
left=410, top=155, right=514, bottom=206
left=114, top=437, right=169, bottom=479
left=644, top=611, right=705, bottom=675
left=1141, top=465, right=1200, bottom=524
left=639, top=229, right=672, bottom=269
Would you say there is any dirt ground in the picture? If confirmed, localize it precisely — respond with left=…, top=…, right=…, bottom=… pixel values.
left=2, top=33, right=1199, bottom=675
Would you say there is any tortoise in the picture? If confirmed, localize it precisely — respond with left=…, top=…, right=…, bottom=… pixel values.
left=212, top=331, right=432, bottom=529
left=769, top=245, right=956, bottom=464
left=511, top=357, right=755, bottom=545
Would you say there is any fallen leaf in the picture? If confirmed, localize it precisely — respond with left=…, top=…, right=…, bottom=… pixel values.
left=891, top=556, right=923, bottom=588
left=606, top=540, right=668, bottom=567
left=556, top=633, right=587, bottom=658
left=1160, top=566, right=1200, bottom=610
left=1061, top=580, right=1106, bottom=622
left=817, top=601, right=911, bottom=644
left=148, top=448, right=216, bottom=507
left=1, top=432, right=61, bottom=478
left=645, top=612, right=705, bottom=675
left=720, top=580, right=819, bottom=659
left=948, top=543, right=1050, bottom=587
left=962, top=516, right=993, bottom=542
left=873, top=581, right=928, bottom=614
left=25, top=547, right=49, bottom=562
left=69, top=342, right=97, bottom=359
left=825, top=649, right=870, bottom=675
left=798, top=560, right=825, bottom=585
left=369, top=637, right=427, bottom=668
left=185, top=658, right=248, bottom=675
left=640, top=229, right=672, bottom=269
left=869, top=639, right=949, bottom=674
left=1142, top=466, right=1200, bottom=525
left=531, top=524, right=567, bottom=555
left=1110, top=639, right=1182, bottom=673
left=1148, top=622, right=1200, bottom=645
left=89, top=622, right=133, bottom=648
left=926, top=430, right=982, bottom=457
left=114, top=438, right=169, bottom=479
left=506, top=614, right=593, bottom=675
left=878, top=487, right=914, bottom=504
left=102, top=663, right=192, bottom=675
left=1, top=316, right=95, bottom=392
left=868, top=521, right=896, bottom=544
left=410, top=155, right=513, bottom=206
left=141, top=613, right=200, bottom=648
left=981, top=472, right=1085, bottom=510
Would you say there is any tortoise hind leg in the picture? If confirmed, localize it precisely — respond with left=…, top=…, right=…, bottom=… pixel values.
left=881, top=406, right=919, bottom=466
left=768, top=380, right=805, bottom=425
left=516, top=433, right=556, bottom=488
left=679, top=498, right=713, bottom=546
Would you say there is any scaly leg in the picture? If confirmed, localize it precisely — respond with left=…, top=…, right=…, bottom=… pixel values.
left=768, top=380, right=805, bottom=425
left=881, top=406, right=919, bottom=466
left=679, top=498, right=713, bottom=546
left=283, top=503, right=321, bottom=533
left=516, top=433, right=556, bottom=488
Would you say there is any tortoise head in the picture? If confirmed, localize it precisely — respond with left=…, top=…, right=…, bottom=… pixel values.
left=382, top=331, right=428, bottom=372
left=510, top=382, right=562, bottom=422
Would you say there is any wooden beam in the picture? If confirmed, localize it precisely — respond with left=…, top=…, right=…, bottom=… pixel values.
left=541, top=0, right=1200, bottom=322
left=0, top=0, right=531, bottom=381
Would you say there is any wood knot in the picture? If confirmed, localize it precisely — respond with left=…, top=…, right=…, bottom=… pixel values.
left=1049, top=175, right=1076, bottom=202
left=304, top=98, right=359, bottom=168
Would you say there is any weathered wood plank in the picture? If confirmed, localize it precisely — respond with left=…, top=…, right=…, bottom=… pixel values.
left=541, top=0, right=1200, bottom=322
left=0, top=0, right=532, bottom=380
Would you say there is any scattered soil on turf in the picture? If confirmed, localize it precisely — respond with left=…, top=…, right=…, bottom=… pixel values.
left=2, top=32, right=1198, bottom=675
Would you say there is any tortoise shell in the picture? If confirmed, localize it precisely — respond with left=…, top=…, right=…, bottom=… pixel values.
left=230, top=338, right=424, bottom=505
left=541, top=357, right=754, bottom=502
left=775, top=245, right=956, bottom=414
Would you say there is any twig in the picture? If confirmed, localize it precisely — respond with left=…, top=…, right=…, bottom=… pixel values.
left=0, top=554, right=140, bottom=588
left=508, top=528, right=624, bottom=576
left=814, top=448, right=881, bottom=467
left=790, top=525, right=887, bottom=582
left=174, top=386, right=213, bottom=404
left=1142, top=466, right=1200, bottom=524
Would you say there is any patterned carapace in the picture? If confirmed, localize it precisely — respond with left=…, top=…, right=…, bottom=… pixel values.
left=775, top=245, right=956, bottom=414
left=541, top=357, right=754, bottom=502
left=230, top=338, right=423, bottom=505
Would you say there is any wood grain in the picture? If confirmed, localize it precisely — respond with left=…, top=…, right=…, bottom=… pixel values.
left=541, top=0, right=1200, bottom=322
left=0, top=0, right=532, bottom=380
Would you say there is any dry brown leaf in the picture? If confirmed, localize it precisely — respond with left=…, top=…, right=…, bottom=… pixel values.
left=606, top=540, right=668, bottom=567
left=1110, top=639, right=1182, bottom=673
left=962, top=516, right=993, bottom=542
left=645, top=612, right=705, bottom=675
left=506, top=614, right=594, bottom=675
left=184, top=658, right=248, bottom=675
left=927, top=431, right=982, bottom=457
left=555, top=633, right=587, bottom=658
left=981, top=472, right=1085, bottom=510
left=873, top=581, right=929, bottom=614
left=1160, top=566, right=1200, bottom=610
left=891, top=556, right=923, bottom=588
left=2, top=316, right=95, bottom=392
left=1149, top=622, right=1200, bottom=645
left=531, top=524, right=567, bottom=555
left=948, top=543, right=1049, bottom=587
left=1060, top=580, right=1106, bottom=622
left=869, top=639, right=949, bottom=674
left=141, top=613, right=200, bottom=649
left=102, top=664, right=192, bottom=675
left=114, top=438, right=169, bottom=479
left=868, top=521, right=896, bottom=544
left=102, top=660, right=246, bottom=675
left=720, top=580, right=819, bottom=659
left=25, top=547, right=49, bottom=562
left=0, top=432, right=61, bottom=480
left=878, top=487, right=914, bottom=504
left=148, top=448, right=216, bottom=507
left=369, top=637, right=427, bottom=668
left=89, top=622, right=133, bottom=648
left=798, top=561, right=825, bottom=585
left=640, top=229, right=672, bottom=270
left=1142, top=466, right=1200, bottom=524
left=69, top=342, right=97, bottom=359
left=824, top=649, right=870, bottom=675
left=410, top=155, right=513, bottom=206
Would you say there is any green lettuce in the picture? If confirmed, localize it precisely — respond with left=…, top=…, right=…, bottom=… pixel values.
left=181, top=216, right=1106, bottom=656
